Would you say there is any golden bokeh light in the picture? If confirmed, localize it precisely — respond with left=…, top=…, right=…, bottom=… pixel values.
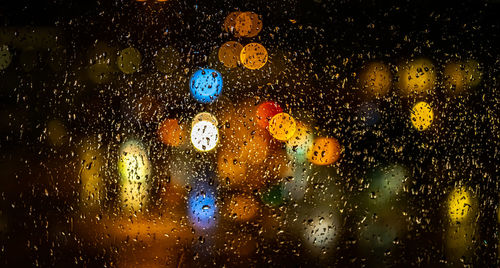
left=218, top=41, right=243, bottom=68
left=410, top=101, right=433, bottom=131
left=234, top=12, right=263, bottom=38
left=307, top=137, right=341, bottom=165
left=223, top=11, right=242, bottom=33
left=268, top=112, right=296, bottom=141
left=397, top=58, right=436, bottom=95
left=359, top=61, right=392, bottom=98
left=240, top=43, right=268, bottom=70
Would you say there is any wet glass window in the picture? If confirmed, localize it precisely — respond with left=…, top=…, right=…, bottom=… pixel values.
left=0, top=0, right=499, bottom=267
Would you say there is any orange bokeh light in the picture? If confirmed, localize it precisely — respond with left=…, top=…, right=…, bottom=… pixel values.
left=157, top=119, right=185, bottom=146
left=307, top=137, right=341, bottom=165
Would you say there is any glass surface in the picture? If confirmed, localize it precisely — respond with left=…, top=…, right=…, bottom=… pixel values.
left=0, top=0, right=498, bottom=267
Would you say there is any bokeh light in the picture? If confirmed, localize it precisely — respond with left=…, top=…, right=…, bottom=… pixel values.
left=157, top=118, right=185, bottom=146
left=256, top=101, right=283, bottom=129
left=218, top=41, right=243, bottom=68
left=117, top=47, right=141, bottom=74
left=302, top=211, right=339, bottom=252
left=189, top=68, right=223, bottom=103
left=223, top=11, right=242, bottom=33
left=234, top=12, right=263, bottom=38
left=192, top=112, right=218, bottom=128
left=188, top=183, right=217, bottom=230
left=191, top=120, right=219, bottom=152
left=268, top=112, right=296, bottom=141
left=359, top=61, right=392, bottom=98
left=240, top=43, right=268, bottom=70
left=448, top=187, right=473, bottom=223
left=397, top=58, right=436, bottom=95
left=118, top=139, right=152, bottom=212
left=410, top=101, right=433, bottom=131
left=307, top=137, right=341, bottom=165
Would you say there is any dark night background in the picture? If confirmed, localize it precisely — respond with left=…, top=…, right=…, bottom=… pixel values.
left=0, top=0, right=499, bottom=267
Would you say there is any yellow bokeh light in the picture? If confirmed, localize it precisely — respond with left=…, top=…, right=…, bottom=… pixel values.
left=240, top=43, right=268, bottom=70
left=359, top=61, right=392, bottom=98
left=218, top=41, right=243, bottom=68
left=117, top=47, right=141, bottom=74
left=410, top=101, right=433, bottom=131
left=268, top=112, right=296, bottom=141
left=397, top=58, right=436, bottom=95
left=448, top=187, right=473, bottom=223
left=118, top=140, right=152, bottom=212
left=307, top=137, right=341, bottom=165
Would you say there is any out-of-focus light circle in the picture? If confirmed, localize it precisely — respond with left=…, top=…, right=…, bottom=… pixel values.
left=157, top=119, right=185, bottom=146
left=397, top=58, right=436, bottom=95
left=188, top=184, right=217, bottom=230
left=410, top=101, right=433, bottom=131
left=191, top=120, right=219, bottom=152
left=307, top=137, right=341, bottom=165
left=286, top=122, right=313, bottom=162
left=303, top=213, right=339, bottom=250
left=369, top=164, right=407, bottom=203
left=234, top=12, right=263, bottom=38
left=240, top=43, right=268, bottom=70
left=223, top=11, right=242, bottom=33
left=448, top=187, right=473, bottom=223
left=268, top=112, right=296, bottom=141
left=117, top=47, right=141, bottom=74
left=118, top=139, right=151, bottom=183
left=226, top=195, right=259, bottom=222
left=154, top=47, right=180, bottom=74
left=189, top=68, right=223, bottom=103
left=0, top=45, right=12, bottom=70
left=443, top=61, right=467, bottom=94
left=218, top=41, right=243, bottom=68
left=256, top=101, right=283, bottom=129
left=359, top=61, right=392, bottom=98
left=192, top=112, right=218, bottom=128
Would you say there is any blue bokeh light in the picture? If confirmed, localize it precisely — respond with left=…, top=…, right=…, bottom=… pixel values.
left=188, top=184, right=217, bottom=229
left=189, top=68, right=223, bottom=103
